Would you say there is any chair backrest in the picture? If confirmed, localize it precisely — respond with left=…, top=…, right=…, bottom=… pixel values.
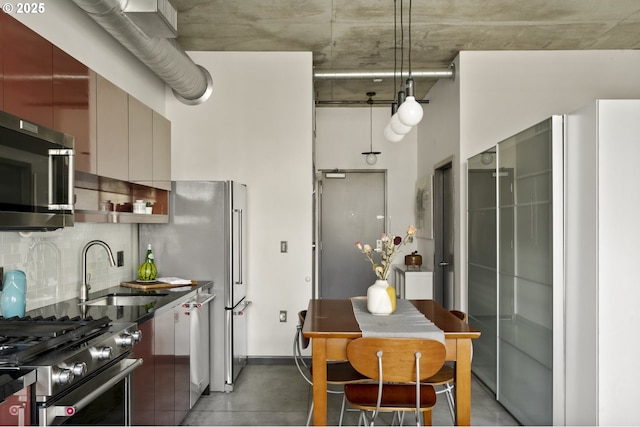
left=347, top=337, right=446, bottom=383
left=297, top=310, right=310, bottom=349
left=294, top=309, right=313, bottom=386
left=449, top=309, right=467, bottom=323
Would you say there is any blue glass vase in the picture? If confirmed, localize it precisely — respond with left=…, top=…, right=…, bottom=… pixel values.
left=2, top=270, right=26, bottom=318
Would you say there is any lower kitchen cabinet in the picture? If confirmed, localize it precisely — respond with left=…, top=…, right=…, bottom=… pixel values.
left=133, top=309, right=177, bottom=425
left=132, top=321, right=155, bottom=425
left=174, top=305, right=191, bottom=425
left=154, top=309, right=176, bottom=426
left=133, top=300, right=197, bottom=426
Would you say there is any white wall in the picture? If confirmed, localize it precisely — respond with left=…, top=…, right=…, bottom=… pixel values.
left=315, top=106, right=418, bottom=250
left=166, top=51, right=313, bottom=357
left=420, top=50, right=640, bottom=310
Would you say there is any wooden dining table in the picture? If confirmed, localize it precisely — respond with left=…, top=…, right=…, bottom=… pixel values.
left=302, top=299, right=481, bottom=426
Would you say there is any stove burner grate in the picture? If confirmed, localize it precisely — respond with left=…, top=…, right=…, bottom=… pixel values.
left=0, top=315, right=112, bottom=366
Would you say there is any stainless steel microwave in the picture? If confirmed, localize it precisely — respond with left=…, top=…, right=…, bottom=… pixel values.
left=0, top=110, right=74, bottom=231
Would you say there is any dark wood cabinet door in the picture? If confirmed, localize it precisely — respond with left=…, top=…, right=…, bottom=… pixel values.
left=133, top=321, right=155, bottom=426
left=174, top=308, right=191, bottom=425
left=2, top=14, right=53, bottom=126
left=0, top=12, right=4, bottom=111
left=153, top=310, right=175, bottom=425
left=53, top=46, right=95, bottom=173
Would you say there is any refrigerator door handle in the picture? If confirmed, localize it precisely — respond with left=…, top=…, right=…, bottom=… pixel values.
left=234, top=208, right=243, bottom=285
left=234, top=300, right=251, bottom=316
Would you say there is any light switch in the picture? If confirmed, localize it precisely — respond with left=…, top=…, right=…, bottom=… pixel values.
left=280, top=241, right=288, bottom=253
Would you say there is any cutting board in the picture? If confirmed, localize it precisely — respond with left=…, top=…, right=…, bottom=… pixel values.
left=120, top=280, right=198, bottom=290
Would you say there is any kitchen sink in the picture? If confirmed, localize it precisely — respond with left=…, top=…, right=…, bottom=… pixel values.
left=80, top=293, right=168, bottom=306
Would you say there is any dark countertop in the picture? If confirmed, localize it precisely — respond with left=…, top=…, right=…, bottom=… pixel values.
left=23, top=280, right=213, bottom=325
left=0, top=280, right=213, bottom=400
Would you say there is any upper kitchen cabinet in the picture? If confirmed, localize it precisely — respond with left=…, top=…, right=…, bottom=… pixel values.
left=152, top=111, right=171, bottom=190
left=1, top=13, right=53, bottom=127
left=0, top=13, right=4, bottom=110
left=128, top=97, right=172, bottom=190
left=96, top=75, right=128, bottom=181
left=53, top=47, right=96, bottom=174
left=128, top=95, right=153, bottom=183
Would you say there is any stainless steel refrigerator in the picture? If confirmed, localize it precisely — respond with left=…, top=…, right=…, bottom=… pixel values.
left=139, top=180, right=249, bottom=392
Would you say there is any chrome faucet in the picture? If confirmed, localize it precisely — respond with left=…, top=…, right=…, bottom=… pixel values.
left=81, top=240, right=116, bottom=303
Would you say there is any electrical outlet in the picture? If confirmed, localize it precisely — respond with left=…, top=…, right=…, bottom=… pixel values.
left=117, top=251, right=124, bottom=267
left=279, top=310, right=287, bottom=322
left=0, top=267, right=3, bottom=289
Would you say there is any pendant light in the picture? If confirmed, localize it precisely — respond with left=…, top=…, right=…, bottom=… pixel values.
left=384, top=104, right=405, bottom=142
left=397, top=0, right=424, bottom=126
left=362, top=92, right=381, bottom=165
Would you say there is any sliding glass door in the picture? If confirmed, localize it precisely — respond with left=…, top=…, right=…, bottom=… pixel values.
left=468, top=117, right=563, bottom=425
left=467, top=152, right=498, bottom=392
left=496, top=119, right=554, bottom=425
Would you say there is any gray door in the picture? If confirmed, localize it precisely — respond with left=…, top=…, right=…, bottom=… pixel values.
left=319, top=171, right=386, bottom=298
left=434, top=163, right=454, bottom=309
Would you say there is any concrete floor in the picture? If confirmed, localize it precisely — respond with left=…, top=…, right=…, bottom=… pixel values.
left=182, top=364, right=520, bottom=426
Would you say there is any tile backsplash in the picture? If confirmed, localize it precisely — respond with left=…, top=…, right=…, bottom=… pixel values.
left=0, top=223, right=139, bottom=313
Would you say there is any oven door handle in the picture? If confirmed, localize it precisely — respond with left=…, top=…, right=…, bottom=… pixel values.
left=40, top=358, right=142, bottom=426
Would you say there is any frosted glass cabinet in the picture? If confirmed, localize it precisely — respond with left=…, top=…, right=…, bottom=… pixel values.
left=468, top=100, right=640, bottom=426
left=468, top=117, right=563, bottom=426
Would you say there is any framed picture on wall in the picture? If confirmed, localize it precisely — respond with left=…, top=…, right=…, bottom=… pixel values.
left=415, top=175, right=433, bottom=239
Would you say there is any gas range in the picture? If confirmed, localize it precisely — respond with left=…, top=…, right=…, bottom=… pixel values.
left=0, top=315, right=141, bottom=403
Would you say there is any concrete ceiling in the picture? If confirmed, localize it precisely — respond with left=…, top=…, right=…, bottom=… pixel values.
left=171, top=0, right=640, bottom=104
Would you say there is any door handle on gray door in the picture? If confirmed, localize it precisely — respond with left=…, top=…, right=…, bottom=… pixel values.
left=438, top=261, right=450, bottom=267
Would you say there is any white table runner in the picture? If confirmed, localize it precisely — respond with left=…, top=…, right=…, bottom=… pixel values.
left=351, top=298, right=445, bottom=344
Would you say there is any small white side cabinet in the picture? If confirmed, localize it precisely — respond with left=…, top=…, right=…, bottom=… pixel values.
left=392, top=265, right=433, bottom=299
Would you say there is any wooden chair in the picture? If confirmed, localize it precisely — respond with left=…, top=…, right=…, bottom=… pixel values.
left=423, top=309, right=468, bottom=422
left=343, top=337, right=447, bottom=426
left=294, top=310, right=368, bottom=426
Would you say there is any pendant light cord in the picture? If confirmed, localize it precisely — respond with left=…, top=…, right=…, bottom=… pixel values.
left=369, top=98, right=373, bottom=151
left=400, top=0, right=404, bottom=87
left=408, top=0, right=412, bottom=78
left=393, top=0, right=397, bottom=104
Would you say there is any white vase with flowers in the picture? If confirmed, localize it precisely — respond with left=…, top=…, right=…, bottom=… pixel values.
left=355, top=225, right=417, bottom=315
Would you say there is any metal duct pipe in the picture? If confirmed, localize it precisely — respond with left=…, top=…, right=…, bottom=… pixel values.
left=72, top=0, right=212, bottom=105
left=313, top=64, right=455, bottom=81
